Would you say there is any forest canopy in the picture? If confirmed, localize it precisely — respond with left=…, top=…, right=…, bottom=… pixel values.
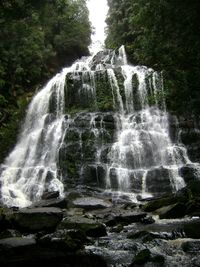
left=0, top=0, right=91, bottom=162
left=0, top=0, right=91, bottom=97
left=105, top=0, right=200, bottom=115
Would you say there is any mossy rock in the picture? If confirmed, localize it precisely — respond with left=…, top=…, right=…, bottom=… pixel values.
left=58, top=217, right=107, bottom=237
left=183, top=221, right=200, bottom=239
left=142, top=196, right=177, bottom=212
left=128, top=231, right=161, bottom=242
left=130, top=249, right=165, bottom=266
left=131, top=249, right=151, bottom=265
left=187, top=180, right=200, bottom=197
left=0, top=207, right=10, bottom=232
left=7, top=208, right=63, bottom=233
left=158, top=203, right=187, bottom=219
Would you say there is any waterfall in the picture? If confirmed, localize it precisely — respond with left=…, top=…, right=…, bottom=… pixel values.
left=0, top=45, right=195, bottom=207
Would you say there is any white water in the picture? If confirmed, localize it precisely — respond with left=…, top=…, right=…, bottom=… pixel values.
left=106, top=56, right=189, bottom=197
left=0, top=58, right=97, bottom=207
left=0, top=46, right=193, bottom=207
left=0, top=0, right=194, bottom=207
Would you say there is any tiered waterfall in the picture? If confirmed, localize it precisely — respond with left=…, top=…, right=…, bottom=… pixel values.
left=0, top=47, right=194, bottom=207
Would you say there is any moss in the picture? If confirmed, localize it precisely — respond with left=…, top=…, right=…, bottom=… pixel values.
left=132, top=249, right=151, bottom=265
left=59, top=219, right=107, bottom=238
left=142, top=196, right=177, bottom=212
left=95, top=71, right=114, bottom=112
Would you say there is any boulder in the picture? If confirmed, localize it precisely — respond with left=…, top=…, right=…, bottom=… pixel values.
left=130, top=249, right=165, bottom=267
left=128, top=230, right=172, bottom=242
left=0, top=237, right=107, bottom=267
left=41, top=191, right=60, bottom=200
left=130, top=249, right=151, bottom=266
left=158, top=203, right=186, bottom=219
left=142, top=196, right=177, bottom=212
left=0, top=237, right=36, bottom=250
left=8, top=207, right=63, bottom=233
left=182, top=240, right=200, bottom=253
left=31, top=198, right=68, bottom=209
left=183, top=221, right=200, bottom=239
left=58, top=216, right=107, bottom=237
left=72, top=197, right=112, bottom=210
left=145, top=166, right=173, bottom=195
left=179, top=164, right=200, bottom=184
left=105, top=211, right=147, bottom=227
left=0, top=207, right=10, bottom=232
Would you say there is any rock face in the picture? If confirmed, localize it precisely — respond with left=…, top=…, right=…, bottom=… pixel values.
left=1, top=47, right=196, bottom=208
left=8, top=207, right=63, bottom=233
left=72, top=197, right=112, bottom=210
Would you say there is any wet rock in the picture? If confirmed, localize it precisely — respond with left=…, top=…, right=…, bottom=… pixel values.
left=8, top=207, right=63, bottom=233
left=39, top=229, right=87, bottom=252
left=31, top=198, right=68, bottom=209
left=0, top=208, right=6, bottom=232
left=110, top=224, right=124, bottom=233
left=0, top=237, right=36, bottom=250
left=145, top=166, right=173, bottom=195
left=183, top=221, right=200, bottom=239
left=128, top=230, right=171, bottom=242
left=179, top=164, right=200, bottom=184
left=130, top=249, right=151, bottom=266
left=128, top=231, right=159, bottom=242
left=142, top=196, right=177, bottom=212
left=82, top=164, right=107, bottom=188
left=0, top=229, right=21, bottom=239
left=105, top=211, right=147, bottom=227
left=72, top=197, right=112, bottom=210
left=0, top=238, right=107, bottom=267
left=182, top=240, right=200, bottom=253
left=140, top=216, right=155, bottom=225
left=130, top=249, right=165, bottom=267
left=41, top=191, right=60, bottom=200
left=158, top=203, right=186, bottom=219
left=187, top=180, right=200, bottom=197
left=58, top=216, right=107, bottom=237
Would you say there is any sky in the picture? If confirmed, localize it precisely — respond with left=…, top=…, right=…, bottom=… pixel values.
left=86, top=0, right=109, bottom=54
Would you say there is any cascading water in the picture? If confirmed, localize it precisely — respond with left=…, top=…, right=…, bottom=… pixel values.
left=0, top=46, right=195, bottom=207
left=106, top=61, right=189, bottom=199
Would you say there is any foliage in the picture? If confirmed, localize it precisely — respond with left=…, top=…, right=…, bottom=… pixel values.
left=105, top=0, right=200, bottom=115
left=0, top=0, right=91, bottom=96
left=0, top=0, right=91, bottom=163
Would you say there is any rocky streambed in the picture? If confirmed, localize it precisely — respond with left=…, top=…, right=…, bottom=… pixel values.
left=1, top=183, right=200, bottom=267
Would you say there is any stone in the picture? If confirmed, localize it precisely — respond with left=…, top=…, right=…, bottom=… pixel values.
left=82, top=164, right=107, bottom=188
left=41, top=191, right=60, bottom=200
left=130, top=249, right=151, bottom=266
left=183, top=221, right=200, bottom=239
left=130, top=249, right=165, bottom=267
left=58, top=216, right=107, bottom=237
left=8, top=207, right=63, bottom=233
left=39, top=229, right=87, bottom=252
left=105, top=211, right=147, bottom=227
left=145, top=166, right=173, bottom=195
left=31, top=198, right=68, bottom=209
left=187, top=180, right=200, bottom=197
left=72, top=197, right=112, bottom=210
left=142, top=196, right=177, bottom=212
left=179, top=164, right=200, bottom=184
left=0, top=237, right=36, bottom=250
left=0, top=208, right=5, bottom=232
left=0, top=238, right=107, bottom=267
left=158, top=203, right=186, bottom=219
left=0, top=229, right=21, bottom=239
left=182, top=240, right=200, bottom=253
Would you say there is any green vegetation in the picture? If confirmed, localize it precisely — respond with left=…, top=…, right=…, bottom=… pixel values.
left=106, top=0, right=200, bottom=115
left=0, top=0, right=91, bottom=163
